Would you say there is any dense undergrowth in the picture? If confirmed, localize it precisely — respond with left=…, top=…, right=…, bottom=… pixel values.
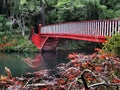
left=57, top=39, right=101, bottom=52
left=102, top=34, right=120, bottom=57
left=0, top=32, right=37, bottom=52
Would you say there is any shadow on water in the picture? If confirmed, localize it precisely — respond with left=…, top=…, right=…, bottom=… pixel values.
left=0, top=52, right=70, bottom=77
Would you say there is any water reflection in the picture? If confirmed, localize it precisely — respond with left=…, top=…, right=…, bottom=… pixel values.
left=24, top=52, right=69, bottom=72
left=0, top=53, right=29, bottom=77
left=0, top=52, right=69, bottom=77
left=23, top=54, right=47, bottom=71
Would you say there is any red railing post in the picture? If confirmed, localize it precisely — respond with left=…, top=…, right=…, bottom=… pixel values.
left=31, top=24, right=43, bottom=50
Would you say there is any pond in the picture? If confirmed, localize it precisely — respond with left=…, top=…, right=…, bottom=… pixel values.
left=0, top=52, right=70, bottom=77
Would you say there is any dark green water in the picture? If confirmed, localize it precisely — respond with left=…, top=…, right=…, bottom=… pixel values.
left=0, top=52, right=69, bottom=77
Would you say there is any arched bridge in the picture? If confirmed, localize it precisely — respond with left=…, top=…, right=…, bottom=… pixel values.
left=31, top=19, right=120, bottom=51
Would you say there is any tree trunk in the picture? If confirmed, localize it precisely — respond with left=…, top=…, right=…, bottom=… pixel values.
left=40, top=0, right=45, bottom=26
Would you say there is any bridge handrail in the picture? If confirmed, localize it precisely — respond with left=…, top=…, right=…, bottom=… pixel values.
left=40, top=19, right=120, bottom=37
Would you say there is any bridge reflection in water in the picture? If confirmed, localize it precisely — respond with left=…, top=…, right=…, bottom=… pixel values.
left=24, top=52, right=69, bottom=72
left=0, top=52, right=69, bottom=76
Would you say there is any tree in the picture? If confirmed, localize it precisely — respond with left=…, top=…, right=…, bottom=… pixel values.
left=3, top=0, right=42, bottom=36
left=45, top=0, right=108, bottom=23
left=100, top=0, right=120, bottom=19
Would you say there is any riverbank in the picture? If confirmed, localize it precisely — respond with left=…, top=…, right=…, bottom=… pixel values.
left=0, top=34, right=38, bottom=52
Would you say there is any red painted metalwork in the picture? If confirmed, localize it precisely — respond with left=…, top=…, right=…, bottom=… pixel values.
left=40, top=34, right=106, bottom=42
left=31, top=27, right=40, bottom=49
left=31, top=19, right=120, bottom=50
left=31, top=33, right=48, bottom=50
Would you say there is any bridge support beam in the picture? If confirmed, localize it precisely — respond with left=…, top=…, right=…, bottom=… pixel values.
left=31, top=35, right=58, bottom=51
left=31, top=25, right=59, bottom=51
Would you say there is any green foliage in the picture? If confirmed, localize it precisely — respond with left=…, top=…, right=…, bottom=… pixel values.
left=12, top=35, right=37, bottom=52
left=114, top=10, right=120, bottom=18
left=20, top=0, right=27, bottom=5
left=100, top=0, right=120, bottom=19
left=102, top=34, right=120, bottom=56
left=0, top=15, right=8, bottom=32
left=0, top=15, right=3, bottom=30
left=54, top=0, right=87, bottom=22
left=57, top=39, right=99, bottom=51
left=29, top=0, right=35, bottom=11
left=45, top=0, right=120, bottom=24
left=2, top=0, right=42, bottom=36
left=58, top=39, right=83, bottom=50
left=20, top=0, right=36, bottom=12
left=46, top=0, right=110, bottom=23
left=0, top=32, right=37, bottom=52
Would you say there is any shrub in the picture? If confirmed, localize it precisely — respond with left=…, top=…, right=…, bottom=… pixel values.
left=102, top=33, right=120, bottom=56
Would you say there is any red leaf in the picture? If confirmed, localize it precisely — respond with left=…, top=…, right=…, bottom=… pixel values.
left=95, top=66, right=102, bottom=71
left=74, top=63, right=81, bottom=67
left=95, top=48, right=101, bottom=52
left=71, top=59, right=78, bottom=63
left=58, top=79, right=66, bottom=85
left=100, top=54, right=106, bottom=59
left=68, top=53, right=78, bottom=59
left=86, top=77, right=92, bottom=81
left=82, top=62, right=90, bottom=67
left=90, top=53, right=97, bottom=59
left=112, top=78, right=120, bottom=83
left=42, top=87, right=49, bottom=90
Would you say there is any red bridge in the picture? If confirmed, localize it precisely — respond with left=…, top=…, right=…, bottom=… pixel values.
left=31, top=19, right=120, bottom=51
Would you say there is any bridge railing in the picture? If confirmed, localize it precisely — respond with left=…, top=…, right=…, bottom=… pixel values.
left=41, top=20, right=120, bottom=37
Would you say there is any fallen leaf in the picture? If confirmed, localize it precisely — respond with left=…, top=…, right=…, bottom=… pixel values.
left=5, top=66, right=12, bottom=78
left=95, top=66, right=103, bottom=71
left=112, top=78, right=120, bottom=83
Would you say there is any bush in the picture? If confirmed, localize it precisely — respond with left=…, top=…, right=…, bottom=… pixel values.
left=102, top=33, right=120, bottom=56
left=0, top=33, right=38, bottom=52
